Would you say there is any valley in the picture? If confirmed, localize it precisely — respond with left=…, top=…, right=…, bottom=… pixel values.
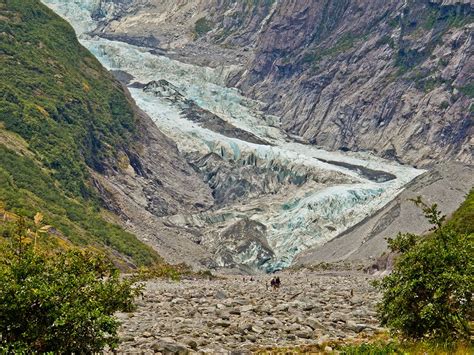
left=42, top=0, right=429, bottom=272
left=1, top=0, right=473, bottom=353
left=112, top=270, right=380, bottom=353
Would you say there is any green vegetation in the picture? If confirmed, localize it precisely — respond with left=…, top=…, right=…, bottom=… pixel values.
left=422, top=5, right=474, bottom=30
left=336, top=338, right=473, bottom=354
left=377, top=35, right=396, bottom=49
left=423, top=7, right=441, bottom=30
left=447, top=188, right=474, bottom=234
left=394, top=2, right=473, bottom=76
left=194, top=17, right=214, bottom=37
left=0, top=214, right=142, bottom=352
left=244, top=0, right=275, bottom=6
left=337, top=341, right=400, bottom=354
left=136, top=263, right=216, bottom=282
left=375, top=196, right=473, bottom=342
left=0, top=145, right=160, bottom=266
left=395, top=48, right=427, bottom=73
left=255, top=336, right=473, bottom=354
left=0, top=0, right=161, bottom=265
left=1, top=0, right=136, bottom=197
left=458, top=83, right=474, bottom=99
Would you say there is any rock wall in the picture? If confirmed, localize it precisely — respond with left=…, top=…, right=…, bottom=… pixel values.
left=294, top=162, right=474, bottom=267
left=231, top=0, right=473, bottom=167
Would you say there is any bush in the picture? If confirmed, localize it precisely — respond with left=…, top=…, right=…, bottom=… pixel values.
left=0, top=216, right=142, bottom=352
left=194, top=17, right=214, bottom=37
left=338, top=341, right=400, bottom=355
left=375, top=198, right=473, bottom=341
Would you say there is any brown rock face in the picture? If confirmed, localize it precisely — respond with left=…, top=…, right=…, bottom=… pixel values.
left=92, top=87, right=216, bottom=267
left=92, top=0, right=473, bottom=167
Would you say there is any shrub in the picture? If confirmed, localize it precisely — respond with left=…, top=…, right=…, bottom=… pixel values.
left=375, top=197, right=473, bottom=341
left=0, top=215, right=142, bottom=352
left=194, top=17, right=214, bottom=37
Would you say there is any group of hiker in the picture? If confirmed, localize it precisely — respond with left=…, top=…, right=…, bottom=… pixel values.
left=242, top=276, right=282, bottom=291
left=269, top=276, right=281, bottom=291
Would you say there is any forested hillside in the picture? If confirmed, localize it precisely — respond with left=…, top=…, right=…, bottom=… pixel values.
left=0, top=0, right=165, bottom=266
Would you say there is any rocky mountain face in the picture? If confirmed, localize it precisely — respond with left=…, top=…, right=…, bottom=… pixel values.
left=88, top=0, right=473, bottom=167
left=234, top=0, right=473, bottom=167
left=294, top=162, right=474, bottom=267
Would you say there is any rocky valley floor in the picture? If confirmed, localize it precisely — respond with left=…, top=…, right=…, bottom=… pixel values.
left=114, top=270, right=382, bottom=354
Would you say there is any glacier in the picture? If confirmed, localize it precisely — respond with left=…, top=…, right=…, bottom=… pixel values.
left=42, top=0, right=424, bottom=271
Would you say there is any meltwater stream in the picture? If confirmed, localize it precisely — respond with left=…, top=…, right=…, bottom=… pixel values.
left=43, top=0, right=424, bottom=271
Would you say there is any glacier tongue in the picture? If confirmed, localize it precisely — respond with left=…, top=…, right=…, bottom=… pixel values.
left=42, top=0, right=424, bottom=271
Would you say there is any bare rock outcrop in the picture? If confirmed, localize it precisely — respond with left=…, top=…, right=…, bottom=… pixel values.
left=91, top=87, right=216, bottom=268
left=232, top=0, right=473, bottom=167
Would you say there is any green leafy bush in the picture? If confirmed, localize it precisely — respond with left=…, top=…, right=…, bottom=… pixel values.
left=0, top=217, right=142, bottom=352
left=338, top=341, right=400, bottom=355
left=194, top=17, right=214, bottom=37
left=376, top=198, right=473, bottom=341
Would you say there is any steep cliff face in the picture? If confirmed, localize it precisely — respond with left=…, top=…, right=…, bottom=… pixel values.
left=294, top=162, right=474, bottom=267
left=87, top=0, right=473, bottom=167
left=233, top=0, right=473, bottom=167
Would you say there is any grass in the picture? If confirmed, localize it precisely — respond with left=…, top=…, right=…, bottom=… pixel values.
left=458, top=83, right=474, bottom=98
left=447, top=188, right=474, bottom=235
left=0, top=0, right=161, bottom=266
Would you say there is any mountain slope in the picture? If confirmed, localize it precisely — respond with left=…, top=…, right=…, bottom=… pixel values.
left=0, top=0, right=213, bottom=266
left=89, top=0, right=473, bottom=166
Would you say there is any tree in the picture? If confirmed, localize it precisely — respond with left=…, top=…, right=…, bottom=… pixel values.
left=376, top=198, right=473, bottom=341
left=0, top=214, right=142, bottom=352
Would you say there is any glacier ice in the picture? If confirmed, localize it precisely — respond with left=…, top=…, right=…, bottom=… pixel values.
left=41, top=0, right=425, bottom=271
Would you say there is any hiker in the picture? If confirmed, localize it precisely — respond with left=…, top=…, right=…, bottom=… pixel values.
left=275, top=277, right=281, bottom=289
left=270, top=277, right=276, bottom=291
